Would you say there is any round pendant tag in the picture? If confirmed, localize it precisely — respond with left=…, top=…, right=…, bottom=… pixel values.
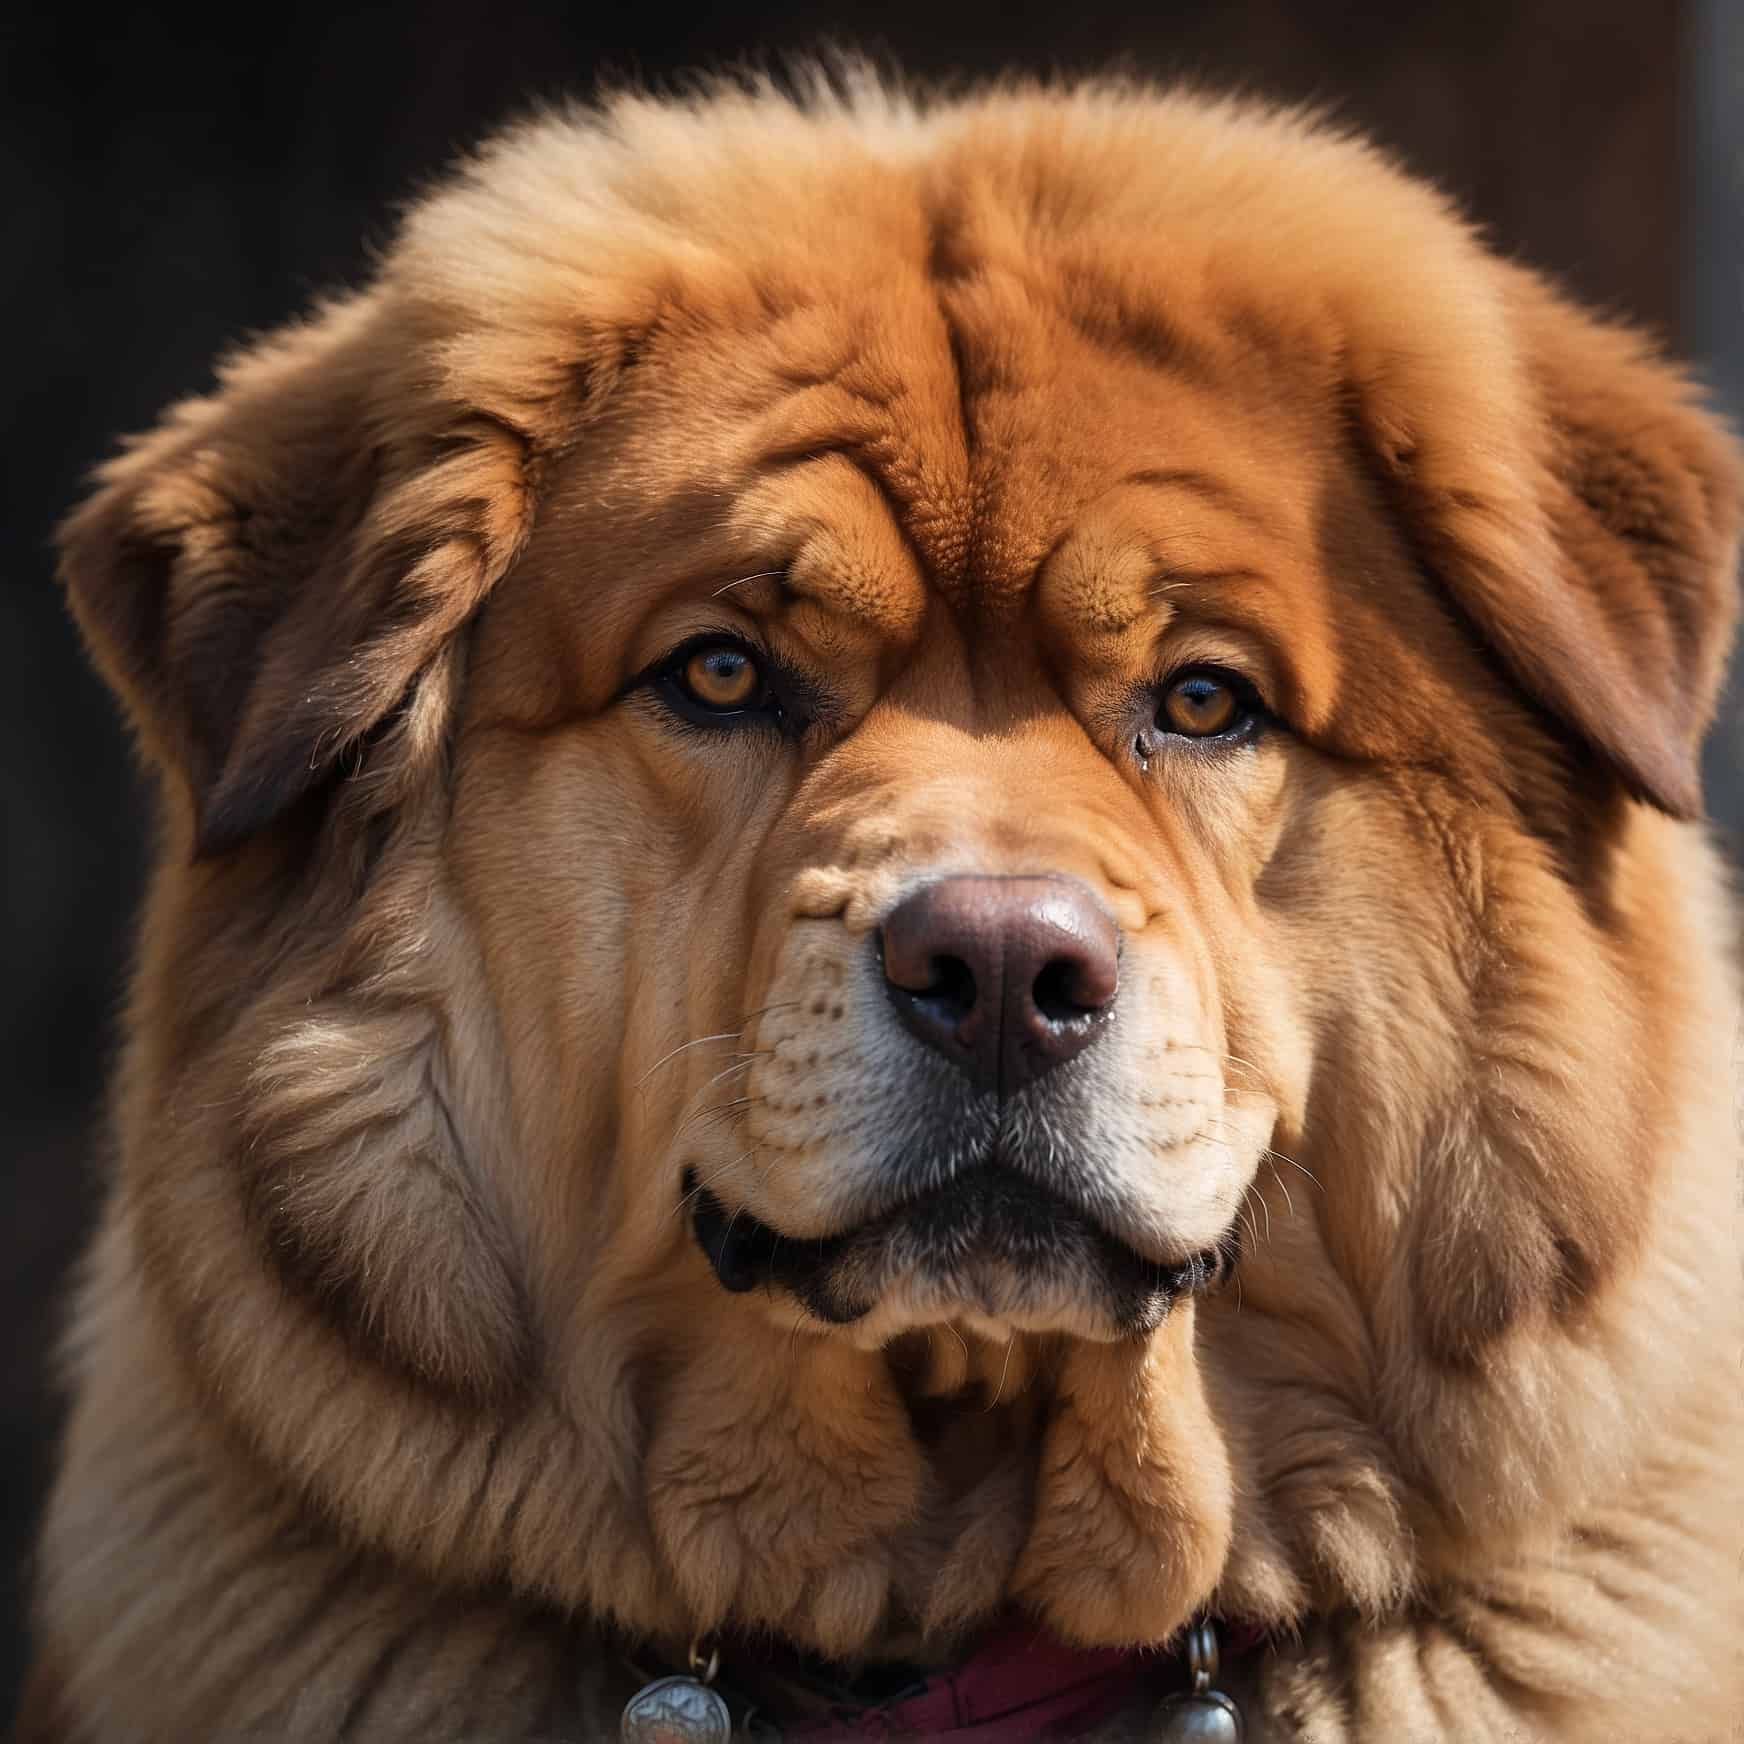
left=619, top=1673, right=733, bottom=1744
left=1152, top=1687, right=1244, bottom=1743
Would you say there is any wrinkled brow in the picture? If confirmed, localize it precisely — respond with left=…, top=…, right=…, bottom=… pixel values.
left=1121, top=467, right=1283, bottom=542
left=722, top=454, right=933, bottom=643
left=1036, top=468, right=1295, bottom=641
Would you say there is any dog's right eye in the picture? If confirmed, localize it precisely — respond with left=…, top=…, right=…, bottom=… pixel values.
left=652, top=637, right=785, bottom=729
left=681, top=644, right=763, bottom=710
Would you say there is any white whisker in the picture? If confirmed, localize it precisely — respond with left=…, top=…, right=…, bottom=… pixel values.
left=712, top=570, right=786, bottom=597
left=635, top=1030, right=741, bottom=1091
left=1267, top=1159, right=1296, bottom=1220
left=987, top=1334, right=1018, bottom=1409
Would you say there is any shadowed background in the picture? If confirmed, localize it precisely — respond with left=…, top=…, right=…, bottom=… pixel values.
left=3, top=0, right=1740, bottom=1707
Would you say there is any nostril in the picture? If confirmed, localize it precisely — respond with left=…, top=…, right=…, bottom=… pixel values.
left=1032, top=955, right=1102, bottom=1025
left=878, top=923, right=980, bottom=1021
left=899, top=948, right=983, bottom=1025
left=916, top=953, right=977, bottom=1022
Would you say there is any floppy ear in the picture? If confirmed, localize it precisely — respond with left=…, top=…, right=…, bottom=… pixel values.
left=58, top=292, right=542, bottom=857
left=1359, top=266, right=1744, bottom=820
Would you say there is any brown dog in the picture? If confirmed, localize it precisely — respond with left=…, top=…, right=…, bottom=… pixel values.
left=23, top=72, right=1744, bottom=1741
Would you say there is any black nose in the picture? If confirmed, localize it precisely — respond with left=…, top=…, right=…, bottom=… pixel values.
left=878, top=875, right=1119, bottom=1096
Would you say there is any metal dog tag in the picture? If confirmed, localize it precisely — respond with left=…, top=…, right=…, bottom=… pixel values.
left=621, top=1641, right=732, bottom=1744
left=619, top=1673, right=732, bottom=1744
left=1152, top=1619, right=1244, bottom=1743
left=1153, top=1687, right=1243, bottom=1743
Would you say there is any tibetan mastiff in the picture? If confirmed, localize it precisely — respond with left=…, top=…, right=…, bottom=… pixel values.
left=21, top=70, right=1744, bottom=1743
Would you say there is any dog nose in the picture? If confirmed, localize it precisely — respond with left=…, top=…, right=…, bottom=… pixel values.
left=879, top=875, right=1119, bottom=1095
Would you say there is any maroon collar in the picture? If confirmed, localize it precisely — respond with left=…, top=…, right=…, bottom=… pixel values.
left=746, top=1616, right=1260, bottom=1741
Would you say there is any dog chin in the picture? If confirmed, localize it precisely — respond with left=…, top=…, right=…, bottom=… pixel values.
left=831, top=1264, right=1159, bottom=1347
left=685, top=1165, right=1236, bottom=1345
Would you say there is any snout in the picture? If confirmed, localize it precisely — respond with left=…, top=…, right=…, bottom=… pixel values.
left=877, top=875, right=1119, bottom=1096
left=684, top=858, right=1262, bottom=1339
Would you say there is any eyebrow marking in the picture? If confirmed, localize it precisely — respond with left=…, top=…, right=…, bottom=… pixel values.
left=1123, top=467, right=1280, bottom=539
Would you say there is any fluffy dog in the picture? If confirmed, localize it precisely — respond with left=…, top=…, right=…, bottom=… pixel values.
left=21, top=71, right=1744, bottom=1742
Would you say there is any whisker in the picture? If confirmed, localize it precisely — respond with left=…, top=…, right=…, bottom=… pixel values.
left=712, top=570, right=785, bottom=597
left=1192, top=1113, right=1322, bottom=1198
left=1267, top=1159, right=1296, bottom=1220
left=635, top=1030, right=743, bottom=1091
left=987, top=1335, right=1018, bottom=1410
left=641, top=997, right=802, bottom=1088
left=668, top=1055, right=771, bottom=1134
left=668, top=1151, right=755, bottom=1222
left=691, top=1058, right=759, bottom=1098
left=636, top=998, right=802, bottom=1095
left=1162, top=1042, right=1270, bottom=1088
left=720, top=1199, right=749, bottom=1257
left=1246, top=1180, right=1272, bottom=1244
left=1188, top=1122, right=1243, bottom=1154
left=677, top=1095, right=762, bottom=1139
left=1265, top=1149, right=1323, bottom=1193
left=1234, top=1201, right=1261, bottom=1255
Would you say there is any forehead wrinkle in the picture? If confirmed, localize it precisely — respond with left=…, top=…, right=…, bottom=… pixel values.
left=783, top=534, right=923, bottom=645
left=1123, top=467, right=1283, bottom=543
left=753, top=443, right=974, bottom=616
left=732, top=452, right=927, bottom=646
left=1047, top=250, right=1233, bottom=392
left=742, top=352, right=978, bottom=602
left=932, top=261, right=1268, bottom=621
left=1036, top=456, right=1291, bottom=645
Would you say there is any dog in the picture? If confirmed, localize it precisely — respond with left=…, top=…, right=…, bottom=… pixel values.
left=21, top=70, right=1744, bottom=1742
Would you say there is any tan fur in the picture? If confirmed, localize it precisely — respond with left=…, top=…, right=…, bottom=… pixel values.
left=26, top=69, right=1744, bottom=1741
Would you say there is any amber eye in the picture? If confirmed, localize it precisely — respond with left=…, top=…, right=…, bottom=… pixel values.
left=1158, top=670, right=1244, bottom=738
left=679, top=643, right=764, bottom=712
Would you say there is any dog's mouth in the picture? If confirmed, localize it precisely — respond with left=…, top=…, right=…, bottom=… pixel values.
left=686, top=1163, right=1236, bottom=1339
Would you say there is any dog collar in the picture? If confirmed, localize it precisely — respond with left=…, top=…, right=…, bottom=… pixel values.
left=620, top=1615, right=1253, bottom=1741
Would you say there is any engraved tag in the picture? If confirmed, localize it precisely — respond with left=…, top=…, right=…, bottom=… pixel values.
left=619, top=1673, right=734, bottom=1744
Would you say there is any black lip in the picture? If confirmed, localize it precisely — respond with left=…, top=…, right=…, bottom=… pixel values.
left=684, top=1163, right=1236, bottom=1336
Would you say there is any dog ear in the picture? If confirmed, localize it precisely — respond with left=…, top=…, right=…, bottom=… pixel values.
left=1358, top=267, right=1743, bottom=820
left=58, top=292, right=542, bottom=858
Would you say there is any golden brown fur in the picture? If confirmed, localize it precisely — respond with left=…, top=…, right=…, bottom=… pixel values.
left=24, top=69, right=1744, bottom=1741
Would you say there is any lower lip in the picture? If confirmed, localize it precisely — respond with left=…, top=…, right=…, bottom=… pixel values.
left=683, top=1166, right=1233, bottom=1325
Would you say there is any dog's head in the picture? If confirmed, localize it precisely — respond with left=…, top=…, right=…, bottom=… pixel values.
left=59, top=79, right=1743, bottom=1654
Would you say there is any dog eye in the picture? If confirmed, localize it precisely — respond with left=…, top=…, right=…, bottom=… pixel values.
left=1153, top=667, right=1264, bottom=742
left=652, top=637, right=783, bottom=728
left=681, top=644, right=763, bottom=710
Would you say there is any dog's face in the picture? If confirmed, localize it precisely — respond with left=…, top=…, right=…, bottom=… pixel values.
left=443, top=209, right=1640, bottom=1357
left=55, top=82, right=1743, bottom=1658
left=455, top=256, right=1551, bottom=1357
left=457, top=331, right=1323, bottom=1347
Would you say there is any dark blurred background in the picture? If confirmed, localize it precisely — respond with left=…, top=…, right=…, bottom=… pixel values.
left=4, top=0, right=1741, bottom=1708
